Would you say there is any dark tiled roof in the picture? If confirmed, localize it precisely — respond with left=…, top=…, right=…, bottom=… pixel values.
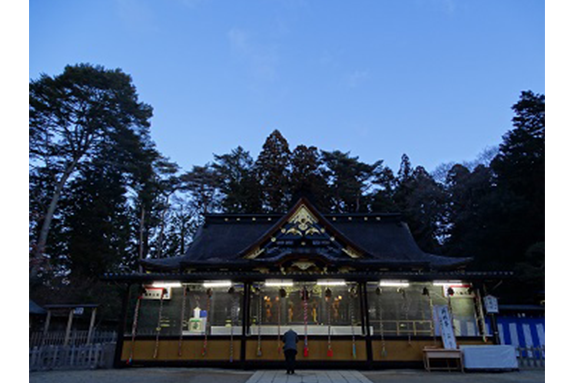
left=29, top=299, right=46, bottom=315
left=142, top=199, right=471, bottom=272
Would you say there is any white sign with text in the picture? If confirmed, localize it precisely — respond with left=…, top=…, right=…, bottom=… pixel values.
left=433, top=305, right=457, bottom=349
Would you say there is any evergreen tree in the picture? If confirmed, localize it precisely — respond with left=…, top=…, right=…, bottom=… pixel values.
left=29, top=63, right=153, bottom=277
left=369, top=165, right=397, bottom=212
left=442, top=163, right=494, bottom=260
left=491, top=90, right=545, bottom=246
left=212, top=146, right=259, bottom=213
left=321, top=150, right=383, bottom=213
left=180, top=165, right=220, bottom=215
left=394, top=162, right=447, bottom=253
left=289, top=145, right=330, bottom=211
left=254, top=130, right=292, bottom=213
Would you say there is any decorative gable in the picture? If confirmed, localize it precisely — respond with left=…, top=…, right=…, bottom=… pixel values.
left=243, top=199, right=366, bottom=261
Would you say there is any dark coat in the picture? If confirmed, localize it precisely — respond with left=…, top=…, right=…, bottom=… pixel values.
left=282, top=329, right=299, bottom=352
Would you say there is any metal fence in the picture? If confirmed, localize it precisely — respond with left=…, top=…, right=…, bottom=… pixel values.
left=29, top=343, right=116, bottom=371
left=516, top=346, right=545, bottom=369
left=29, top=330, right=117, bottom=348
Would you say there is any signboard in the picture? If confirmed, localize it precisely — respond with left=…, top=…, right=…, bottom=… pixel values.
left=442, top=284, right=475, bottom=299
left=433, top=305, right=457, bottom=349
left=483, top=295, right=499, bottom=314
left=142, top=286, right=172, bottom=300
left=73, top=307, right=84, bottom=315
left=188, top=318, right=206, bottom=333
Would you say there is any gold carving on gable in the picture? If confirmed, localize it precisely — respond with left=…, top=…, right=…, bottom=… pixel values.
left=342, top=246, right=362, bottom=259
left=293, top=261, right=315, bottom=271
left=284, top=205, right=323, bottom=237
left=245, top=246, right=265, bottom=259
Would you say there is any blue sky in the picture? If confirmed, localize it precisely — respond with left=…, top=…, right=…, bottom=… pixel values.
left=29, top=0, right=544, bottom=173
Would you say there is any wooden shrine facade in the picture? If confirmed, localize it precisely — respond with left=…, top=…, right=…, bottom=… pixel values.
left=104, top=198, right=511, bottom=369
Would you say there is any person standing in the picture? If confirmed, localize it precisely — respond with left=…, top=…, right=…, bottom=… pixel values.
left=282, top=328, right=299, bottom=374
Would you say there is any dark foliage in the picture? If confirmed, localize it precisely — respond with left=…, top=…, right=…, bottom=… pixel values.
left=30, top=68, right=544, bottom=314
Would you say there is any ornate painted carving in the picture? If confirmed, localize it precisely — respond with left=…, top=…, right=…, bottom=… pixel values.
left=245, top=246, right=265, bottom=259
left=285, top=205, right=321, bottom=236
left=293, top=261, right=315, bottom=271
left=342, top=246, right=362, bottom=259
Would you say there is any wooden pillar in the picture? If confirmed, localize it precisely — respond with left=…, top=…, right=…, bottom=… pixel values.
left=359, top=281, right=373, bottom=368
left=482, top=283, right=501, bottom=345
left=240, top=281, right=252, bottom=369
left=489, top=313, right=501, bottom=345
left=114, top=283, right=131, bottom=368
left=41, top=310, right=52, bottom=346
left=87, top=307, right=97, bottom=344
left=63, top=308, right=75, bottom=346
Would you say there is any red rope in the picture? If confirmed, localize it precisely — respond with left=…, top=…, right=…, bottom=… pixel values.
left=202, top=289, right=212, bottom=357
left=303, top=287, right=309, bottom=357
left=257, top=293, right=263, bottom=357
left=127, top=294, right=142, bottom=365
left=153, top=289, right=166, bottom=359
left=327, top=294, right=333, bottom=357
left=277, top=295, right=281, bottom=355
left=178, top=286, right=187, bottom=357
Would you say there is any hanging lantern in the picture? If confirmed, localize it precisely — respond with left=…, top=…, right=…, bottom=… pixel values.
left=447, top=287, right=455, bottom=296
left=375, top=287, right=382, bottom=296
left=349, top=286, right=358, bottom=298
left=279, top=288, right=287, bottom=298
left=325, top=287, right=332, bottom=298
left=228, top=286, right=235, bottom=294
left=206, top=288, right=213, bottom=298
left=422, top=287, right=429, bottom=296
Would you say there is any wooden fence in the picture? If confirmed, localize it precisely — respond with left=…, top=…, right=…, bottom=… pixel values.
left=29, top=330, right=117, bottom=348
left=29, top=343, right=116, bottom=371
left=516, top=346, right=545, bottom=369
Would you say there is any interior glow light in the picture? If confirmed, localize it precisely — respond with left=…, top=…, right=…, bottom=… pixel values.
left=265, top=279, right=294, bottom=287
left=151, top=281, right=182, bottom=288
left=203, top=280, right=233, bottom=288
left=317, top=280, right=347, bottom=286
left=379, top=280, right=410, bottom=287
left=433, top=280, right=464, bottom=286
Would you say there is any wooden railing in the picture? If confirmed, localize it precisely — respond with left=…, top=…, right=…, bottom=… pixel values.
left=29, top=343, right=116, bottom=371
left=29, top=330, right=117, bottom=348
left=378, top=320, right=433, bottom=336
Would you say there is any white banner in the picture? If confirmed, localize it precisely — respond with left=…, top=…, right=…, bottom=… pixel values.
left=434, top=305, right=457, bottom=349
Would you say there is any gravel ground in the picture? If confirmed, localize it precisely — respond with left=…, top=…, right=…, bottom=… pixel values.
left=29, top=368, right=545, bottom=383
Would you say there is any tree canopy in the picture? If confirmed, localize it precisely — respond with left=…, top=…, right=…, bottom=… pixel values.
left=30, top=69, right=544, bottom=312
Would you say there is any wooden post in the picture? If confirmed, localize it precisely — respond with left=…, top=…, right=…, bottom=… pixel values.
left=114, top=283, right=131, bottom=368
left=360, top=282, right=373, bottom=369
left=87, top=307, right=97, bottom=345
left=64, top=308, right=75, bottom=346
left=42, top=310, right=52, bottom=346
left=240, top=281, right=251, bottom=370
left=489, top=313, right=500, bottom=344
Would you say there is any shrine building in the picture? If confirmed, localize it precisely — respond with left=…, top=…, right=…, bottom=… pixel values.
left=104, top=197, right=511, bottom=369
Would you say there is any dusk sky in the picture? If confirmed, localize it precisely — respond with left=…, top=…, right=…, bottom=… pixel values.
left=29, top=0, right=544, bottom=173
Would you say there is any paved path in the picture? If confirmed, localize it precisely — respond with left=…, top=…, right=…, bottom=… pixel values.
left=246, top=370, right=372, bottom=383
left=29, top=368, right=545, bottom=383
